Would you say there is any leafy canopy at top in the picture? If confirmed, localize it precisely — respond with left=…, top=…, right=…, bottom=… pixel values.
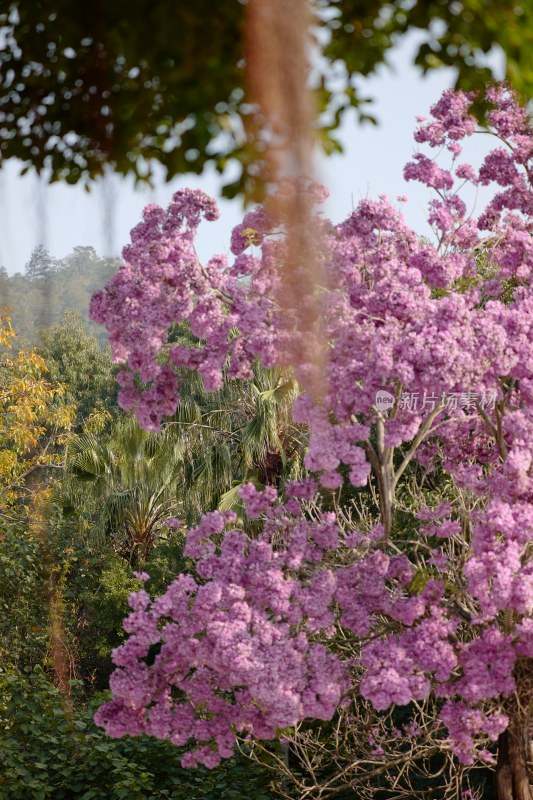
left=0, top=0, right=531, bottom=195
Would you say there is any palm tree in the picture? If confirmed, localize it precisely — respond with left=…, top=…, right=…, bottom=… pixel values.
left=63, top=416, right=184, bottom=565
left=63, top=360, right=307, bottom=559
left=168, top=361, right=306, bottom=521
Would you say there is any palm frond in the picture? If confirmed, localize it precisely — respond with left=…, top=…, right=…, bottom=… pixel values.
left=172, top=396, right=202, bottom=425
left=218, top=482, right=246, bottom=514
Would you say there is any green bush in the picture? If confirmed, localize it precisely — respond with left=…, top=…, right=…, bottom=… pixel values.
left=0, top=530, right=48, bottom=672
left=0, top=669, right=276, bottom=800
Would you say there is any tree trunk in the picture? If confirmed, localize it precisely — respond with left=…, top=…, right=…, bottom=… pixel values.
left=377, top=463, right=393, bottom=541
left=375, top=416, right=394, bottom=541
left=496, top=720, right=532, bottom=800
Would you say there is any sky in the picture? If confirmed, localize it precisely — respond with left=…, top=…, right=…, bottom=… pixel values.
left=0, top=33, right=504, bottom=276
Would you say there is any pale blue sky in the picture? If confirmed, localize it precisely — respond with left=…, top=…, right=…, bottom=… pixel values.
left=0, top=34, right=503, bottom=276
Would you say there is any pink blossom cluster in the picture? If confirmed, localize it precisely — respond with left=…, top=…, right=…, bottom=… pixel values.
left=90, top=191, right=286, bottom=430
left=440, top=701, right=509, bottom=765
left=95, top=495, right=347, bottom=767
left=94, top=86, right=533, bottom=766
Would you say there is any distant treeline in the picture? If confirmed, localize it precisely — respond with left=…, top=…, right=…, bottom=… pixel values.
left=0, top=245, right=119, bottom=345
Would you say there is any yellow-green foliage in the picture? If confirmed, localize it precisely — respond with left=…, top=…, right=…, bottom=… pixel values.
left=0, top=312, right=75, bottom=508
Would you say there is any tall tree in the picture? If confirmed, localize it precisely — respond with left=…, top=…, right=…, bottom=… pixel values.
left=37, top=310, right=117, bottom=428
left=93, top=87, right=533, bottom=799
left=24, top=245, right=56, bottom=283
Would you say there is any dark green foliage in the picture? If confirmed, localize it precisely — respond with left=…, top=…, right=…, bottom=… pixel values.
left=0, top=0, right=245, bottom=190
left=0, top=669, right=276, bottom=800
left=322, top=0, right=533, bottom=116
left=0, top=527, right=48, bottom=673
left=68, top=536, right=188, bottom=688
left=1, top=1, right=531, bottom=194
left=64, top=547, right=140, bottom=688
left=0, top=496, right=186, bottom=689
left=0, top=507, right=113, bottom=685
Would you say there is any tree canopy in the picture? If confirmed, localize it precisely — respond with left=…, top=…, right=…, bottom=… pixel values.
left=91, top=85, right=533, bottom=799
left=0, top=0, right=531, bottom=194
left=1, top=246, right=119, bottom=344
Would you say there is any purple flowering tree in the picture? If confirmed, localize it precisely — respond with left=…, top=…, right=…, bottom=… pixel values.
left=90, top=86, right=533, bottom=800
